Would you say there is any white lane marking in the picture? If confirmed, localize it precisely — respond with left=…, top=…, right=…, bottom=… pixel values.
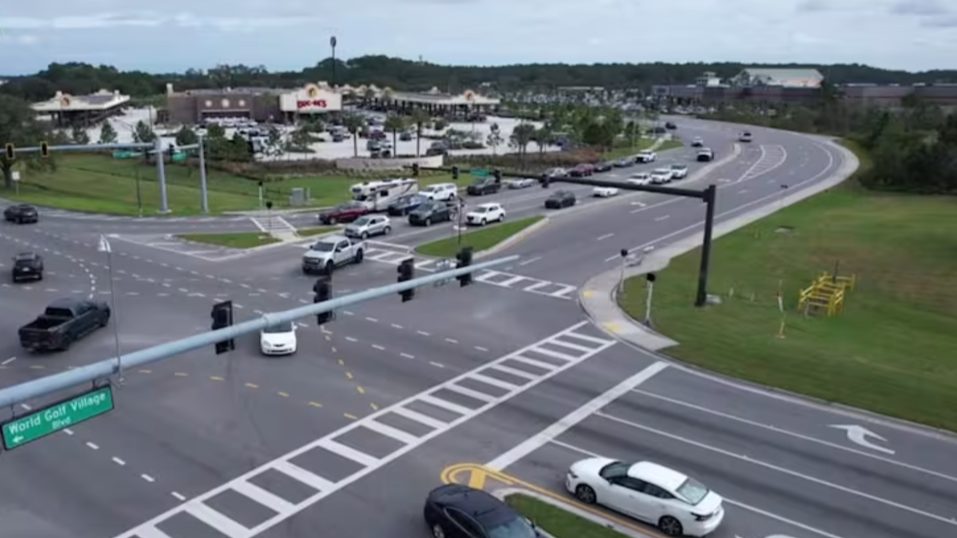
left=417, top=330, right=431, bottom=337
left=633, top=389, right=957, bottom=484
left=429, top=361, right=445, bottom=368
left=345, top=337, right=358, bottom=342
left=553, top=441, right=846, bottom=538
left=654, top=215, right=669, bottom=221
left=112, top=457, right=126, bottom=466
left=391, top=324, right=403, bottom=329
left=596, top=233, right=614, bottom=241
left=475, top=346, right=489, bottom=352
left=400, top=353, right=415, bottom=359
left=445, top=338, right=458, bottom=344
left=63, top=428, right=74, bottom=435
left=1, top=357, right=16, bottom=365
left=371, top=344, right=385, bottom=351
left=595, top=412, right=957, bottom=527
left=365, top=317, right=378, bottom=323
left=141, top=474, right=156, bottom=483
left=518, top=256, right=542, bottom=266
left=86, top=442, right=99, bottom=450
left=486, top=362, right=668, bottom=470
left=171, top=492, right=187, bottom=502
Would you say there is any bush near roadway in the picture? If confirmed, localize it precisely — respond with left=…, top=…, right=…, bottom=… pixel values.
left=619, top=142, right=957, bottom=432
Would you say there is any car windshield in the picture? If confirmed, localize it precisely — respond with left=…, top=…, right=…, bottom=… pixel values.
left=310, top=242, right=335, bottom=252
left=671, top=165, right=686, bottom=169
left=676, top=477, right=710, bottom=505
left=353, top=217, right=371, bottom=226
left=14, top=253, right=36, bottom=261
left=485, top=515, right=536, bottom=538
left=263, top=322, right=294, bottom=334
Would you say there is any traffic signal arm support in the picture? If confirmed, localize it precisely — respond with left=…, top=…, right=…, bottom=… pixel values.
left=0, top=255, right=519, bottom=409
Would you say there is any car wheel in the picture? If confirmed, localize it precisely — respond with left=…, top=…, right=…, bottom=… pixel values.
left=575, top=484, right=597, bottom=504
left=480, top=218, right=486, bottom=225
left=324, top=262, right=334, bottom=274
left=354, top=249, right=364, bottom=263
left=431, top=524, right=446, bottom=538
left=658, top=516, right=683, bottom=536
left=383, top=226, right=392, bottom=235
left=328, top=217, right=337, bottom=225
left=424, top=217, right=432, bottom=226
left=361, top=232, right=369, bottom=240
left=498, top=214, right=504, bottom=222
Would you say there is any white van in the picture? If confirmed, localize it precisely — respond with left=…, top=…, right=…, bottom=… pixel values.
left=420, top=183, right=458, bottom=202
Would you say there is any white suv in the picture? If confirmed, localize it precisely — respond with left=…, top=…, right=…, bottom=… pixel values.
left=466, top=203, right=505, bottom=226
left=636, top=150, right=657, bottom=163
left=420, top=183, right=458, bottom=201
left=627, top=172, right=651, bottom=186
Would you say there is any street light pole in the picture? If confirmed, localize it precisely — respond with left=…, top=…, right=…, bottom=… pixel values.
left=330, top=36, right=338, bottom=88
left=97, top=235, right=124, bottom=381
left=198, top=135, right=209, bottom=214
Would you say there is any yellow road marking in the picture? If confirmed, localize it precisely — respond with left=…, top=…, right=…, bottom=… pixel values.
left=331, top=347, right=337, bottom=353
left=174, top=372, right=188, bottom=377
left=278, top=391, right=289, bottom=397
left=30, top=365, right=45, bottom=370
left=308, top=401, right=323, bottom=408
left=245, top=383, right=258, bottom=389
left=603, top=322, right=621, bottom=334
left=345, top=371, right=353, bottom=380
left=370, top=403, right=379, bottom=410
left=210, top=376, right=224, bottom=381
left=356, top=386, right=365, bottom=394
left=344, top=413, right=358, bottom=420
left=338, top=359, right=344, bottom=366
left=440, top=464, right=664, bottom=538
left=583, top=290, right=595, bottom=298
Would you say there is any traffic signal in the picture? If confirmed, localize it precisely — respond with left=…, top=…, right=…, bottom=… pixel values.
left=411, top=163, right=420, bottom=176
left=451, top=166, right=459, bottom=180
left=493, top=169, right=502, bottom=182
left=39, top=142, right=49, bottom=158
left=167, top=144, right=176, bottom=156
left=397, top=258, right=415, bottom=302
left=4, top=143, right=13, bottom=160
left=456, top=246, right=473, bottom=287
left=211, top=301, right=235, bottom=354
left=542, top=176, right=550, bottom=188
left=313, top=277, right=333, bottom=324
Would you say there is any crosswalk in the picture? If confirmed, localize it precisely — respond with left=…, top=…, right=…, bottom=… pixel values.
left=358, top=246, right=578, bottom=300
left=114, top=321, right=616, bottom=538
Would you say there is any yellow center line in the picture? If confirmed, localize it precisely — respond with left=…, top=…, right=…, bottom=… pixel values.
left=210, top=376, right=224, bottom=381
left=344, top=413, right=358, bottom=420
left=338, top=359, right=345, bottom=366
left=30, top=365, right=46, bottom=370
left=278, top=392, right=289, bottom=397
left=345, top=371, right=353, bottom=380
left=331, top=347, right=337, bottom=353
left=370, top=403, right=379, bottom=410
left=356, top=386, right=365, bottom=394
left=308, top=401, right=323, bottom=408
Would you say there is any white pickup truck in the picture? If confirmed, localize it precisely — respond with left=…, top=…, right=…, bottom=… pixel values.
left=302, top=235, right=365, bottom=275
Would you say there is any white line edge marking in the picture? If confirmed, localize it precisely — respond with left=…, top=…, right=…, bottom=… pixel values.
left=595, top=412, right=957, bottom=526
left=551, top=441, right=846, bottom=538
left=486, top=361, right=668, bottom=471
left=113, top=321, right=615, bottom=538
left=632, top=389, right=957, bottom=484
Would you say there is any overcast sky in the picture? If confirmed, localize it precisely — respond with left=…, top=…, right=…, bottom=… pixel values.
left=1, top=0, right=955, bottom=75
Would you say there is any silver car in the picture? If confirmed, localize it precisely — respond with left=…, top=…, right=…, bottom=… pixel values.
left=344, top=215, right=392, bottom=239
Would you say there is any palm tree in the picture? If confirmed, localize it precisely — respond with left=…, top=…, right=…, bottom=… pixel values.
left=410, top=108, right=430, bottom=157
left=510, top=122, right=536, bottom=160
left=534, top=123, right=554, bottom=155
left=384, top=114, right=407, bottom=155
left=342, top=113, right=365, bottom=157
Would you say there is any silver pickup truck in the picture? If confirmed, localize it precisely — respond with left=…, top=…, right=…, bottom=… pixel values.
left=302, top=235, right=366, bottom=275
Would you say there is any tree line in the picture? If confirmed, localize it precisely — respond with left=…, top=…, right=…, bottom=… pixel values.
left=705, top=97, right=957, bottom=195
left=3, top=59, right=957, bottom=103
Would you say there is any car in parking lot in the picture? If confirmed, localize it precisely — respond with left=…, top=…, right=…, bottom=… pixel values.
left=570, top=163, right=596, bottom=177
left=545, top=190, right=576, bottom=209
left=318, top=201, right=369, bottom=225
left=423, top=484, right=540, bottom=538
left=409, top=201, right=454, bottom=226
left=565, top=458, right=724, bottom=537
left=12, top=252, right=43, bottom=283
left=592, top=186, right=619, bottom=197
left=260, top=321, right=297, bottom=356
left=627, top=172, right=652, bottom=186
left=669, top=164, right=689, bottom=179
left=652, top=168, right=674, bottom=184
left=344, top=215, right=391, bottom=239
left=4, top=204, right=39, bottom=224
left=466, top=202, right=505, bottom=226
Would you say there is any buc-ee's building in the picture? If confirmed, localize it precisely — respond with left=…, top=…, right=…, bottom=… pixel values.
left=31, top=89, right=131, bottom=126
left=165, top=83, right=344, bottom=125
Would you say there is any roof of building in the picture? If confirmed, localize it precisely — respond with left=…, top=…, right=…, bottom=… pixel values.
left=740, top=68, right=824, bottom=81
left=31, top=89, right=130, bottom=112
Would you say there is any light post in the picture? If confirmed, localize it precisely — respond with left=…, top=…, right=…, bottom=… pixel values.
left=97, top=235, right=124, bottom=381
left=330, top=36, right=338, bottom=88
left=644, top=273, right=656, bottom=328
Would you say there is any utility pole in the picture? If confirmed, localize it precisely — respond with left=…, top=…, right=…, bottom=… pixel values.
left=198, top=135, right=209, bottom=214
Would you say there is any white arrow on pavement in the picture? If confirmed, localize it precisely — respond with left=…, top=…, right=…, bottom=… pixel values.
left=630, top=201, right=647, bottom=207
left=830, top=424, right=895, bottom=454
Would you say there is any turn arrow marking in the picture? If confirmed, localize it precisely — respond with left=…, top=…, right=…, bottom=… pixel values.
left=830, top=424, right=895, bottom=455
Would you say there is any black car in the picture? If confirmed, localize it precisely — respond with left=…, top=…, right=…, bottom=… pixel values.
left=12, top=252, right=43, bottom=283
left=466, top=177, right=501, bottom=196
left=545, top=190, right=576, bottom=209
left=409, top=201, right=453, bottom=226
left=4, top=204, right=39, bottom=224
left=665, top=121, right=677, bottom=130
left=613, top=158, right=633, bottom=168
left=387, top=194, right=427, bottom=216
left=424, top=484, right=538, bottom=538
left=594, top=161, right=614, bottom=173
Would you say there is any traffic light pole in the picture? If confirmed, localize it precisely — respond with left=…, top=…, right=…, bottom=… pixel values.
left=0, top=255, right=517, bottom=409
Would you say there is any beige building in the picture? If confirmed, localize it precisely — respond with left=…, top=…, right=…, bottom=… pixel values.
left=31, top=90, right=130, bottom=126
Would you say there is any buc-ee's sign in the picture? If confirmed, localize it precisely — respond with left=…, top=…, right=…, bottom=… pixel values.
left=297, top=99, right=328, bottom=109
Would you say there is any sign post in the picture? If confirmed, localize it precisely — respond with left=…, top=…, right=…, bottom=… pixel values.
left=1, top=385, right=115, bottom=450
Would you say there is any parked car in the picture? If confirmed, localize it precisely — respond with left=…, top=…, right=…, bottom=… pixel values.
left=545, top=190, right=577, bottom=209
left=423, top=484, right=540, bottom=538
left=4, top=204, right=39, bottom=224
left=260, top=321, right=297, bottom=356
left=301, top=235, right=365, bottom=275
left=408, top=201, right=453, bottom=226
left=344, top=215, right=391, bottom=239
left=11, top=252, right=43, bottom=283
left=387, top=194, right=427, bottom=216
left=566, top=458, right=724, bottom=537
left=570, top=163, right=596, bottom=177
left=466, top=177, right=502, bottom=196
left=466, top=202, right=505, bottom=226
left=19, top=298, right=111, bottom=352
left=318, top=201, right=369, bottom=225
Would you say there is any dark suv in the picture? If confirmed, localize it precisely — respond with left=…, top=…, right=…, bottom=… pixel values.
left=12, top=252, right=43, bottom=283
left=4, top=204, right=39, bottom=224
left=466, top=177, right=501, bottom=196
left=408, top=202, right=453, bottom=226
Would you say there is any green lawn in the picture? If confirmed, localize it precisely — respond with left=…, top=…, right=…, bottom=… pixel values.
left=602, top=139, right=681, bottom=160
left=415, top=216, right=545, bottom=258
left=505, top=494, right=628, bottom=538
left=618, top=142, right=957, bottom=431
left=176, top=232, right=280, bottom=248
left=1, top=154, right=456, bottom=216
left=296, top=227, right=341, bottom=237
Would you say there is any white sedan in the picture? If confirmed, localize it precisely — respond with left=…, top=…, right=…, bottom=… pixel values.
left=466, top=202, right=505, bottom=225
left=508, top=178, right=535, bottom=189
left=592, top=186, right=619, bottom=197
left=260, top=321, right=297, bottom=356
left=565, top=458, right=724, bottom=537
left=652, top=168, right=674, bottom=183
left=627, top=173, right=651, bottom=186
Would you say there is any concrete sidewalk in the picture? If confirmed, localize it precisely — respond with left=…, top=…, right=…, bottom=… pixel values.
left=578, top=137, right=860, bottom=351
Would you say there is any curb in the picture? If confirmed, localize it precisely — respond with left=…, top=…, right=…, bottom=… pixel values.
left=492, top=488, right=654, bottom=538
left=474, top=217, right=550, bottom=260
left=171, top=227, right=343, bottom=257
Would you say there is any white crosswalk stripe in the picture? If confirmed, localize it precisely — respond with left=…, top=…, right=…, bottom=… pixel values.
left=113, top=322, right=616, bottom=538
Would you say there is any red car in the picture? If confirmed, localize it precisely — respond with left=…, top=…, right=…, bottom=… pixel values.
left=318, top=201, right=369, bottom=225
left=570, top=163, right=596, bottom=177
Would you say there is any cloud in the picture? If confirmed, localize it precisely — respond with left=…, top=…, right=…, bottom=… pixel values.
left=795, top=0, right=829, bottom=12
left=889, top=0, right=951, bottom=16
left=2, top=13, right=320, bottom=30
left=920, top=15, right=957, bottom=27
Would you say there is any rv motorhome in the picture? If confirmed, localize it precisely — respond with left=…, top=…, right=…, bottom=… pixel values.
left=351, top=178, right=419, bottom=212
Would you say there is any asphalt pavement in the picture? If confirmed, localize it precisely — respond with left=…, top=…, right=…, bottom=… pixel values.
left=3, top=117, right=956, bottom=538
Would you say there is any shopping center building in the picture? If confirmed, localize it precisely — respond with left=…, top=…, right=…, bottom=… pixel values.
left=31, top=90, right=131, bottom=126
left=165, top=83, right=343, bottom=125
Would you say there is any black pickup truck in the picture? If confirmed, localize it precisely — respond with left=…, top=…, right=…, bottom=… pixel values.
left=19, top=298, right=111, bottom=352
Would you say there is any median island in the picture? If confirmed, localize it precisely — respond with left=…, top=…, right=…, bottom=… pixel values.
left=176, top=232, right=281, bottom=248
left=617, top=143, right=957, bottom=431
left=415, top=216, right=545, bottom=258
left=505, top=493, right=629, bottom=538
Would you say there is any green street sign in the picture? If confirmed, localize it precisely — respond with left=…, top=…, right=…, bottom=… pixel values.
left=172, top=152, right=187, bottom=162
left=1, top=385, right=114, bottom=450
left=112, top=151, right=137, bottom=159
left=470, top=168, right=489, bottom=178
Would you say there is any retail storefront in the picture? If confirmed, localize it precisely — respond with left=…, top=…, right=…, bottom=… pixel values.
left=279, top=84, right=343, bottom=121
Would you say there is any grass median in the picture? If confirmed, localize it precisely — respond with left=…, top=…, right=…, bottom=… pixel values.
left=505, top=494, right=628, bottom=538
left=176, top=232, right=281, bottom=248
left=618, top=141, right=957, bottom=431
left=602, top=139, right=682, bottom=161
left=415, top=216, right=545, bottom=258
left=296, top=226, right=341, bottom=237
